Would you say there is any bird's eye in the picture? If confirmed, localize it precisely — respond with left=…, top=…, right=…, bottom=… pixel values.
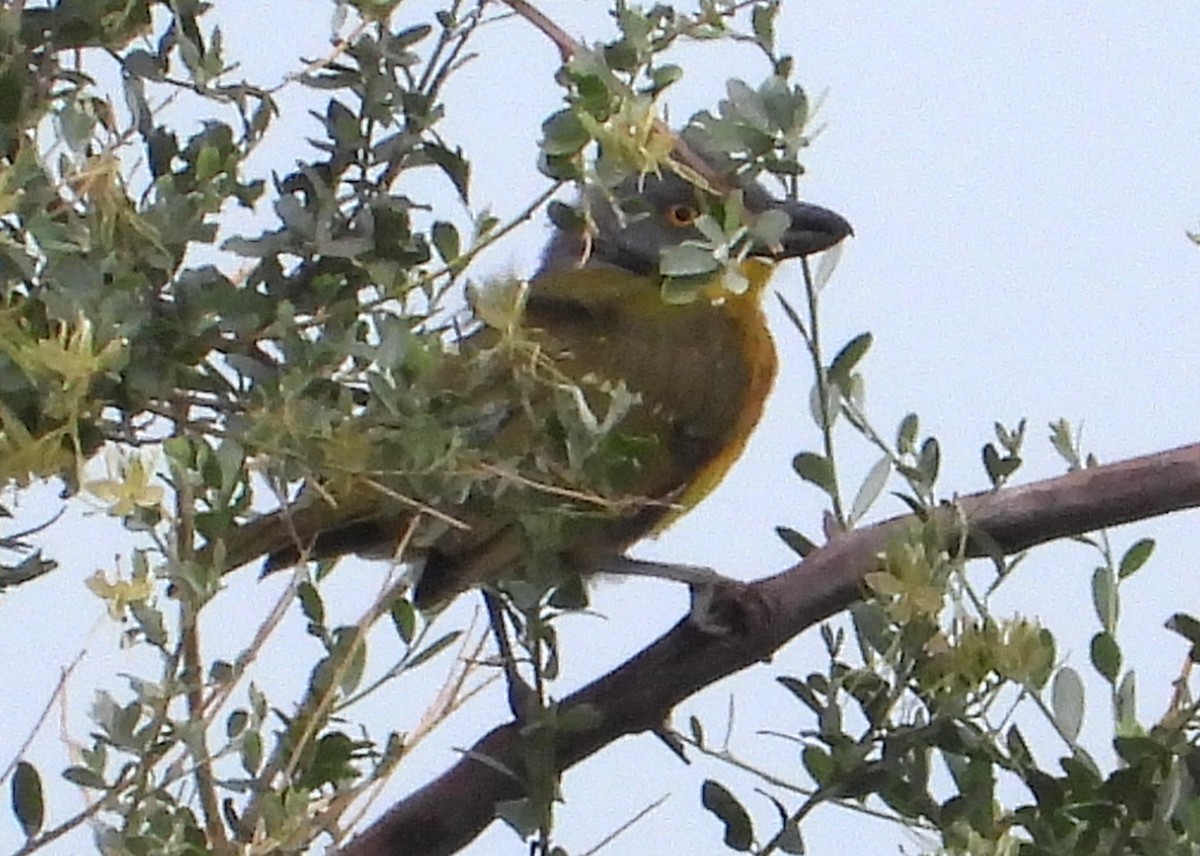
left=665, top=203, right=699, bottom=227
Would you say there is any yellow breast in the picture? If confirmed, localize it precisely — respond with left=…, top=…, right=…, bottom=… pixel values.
left=521, top=258, right=779, bottom=528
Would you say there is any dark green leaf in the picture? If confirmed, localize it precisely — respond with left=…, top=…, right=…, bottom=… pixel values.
left=1091, top=566, right=1117, bottom=633
left=894, top=414, right=918, bottom=453
left=1090, top=631, right=1121, bottom=684
left=1166, top=613, right=1200, bottom=661
left=1118, top=538, right=1154, bottom=579
left=777, top=675, right=823, bottom=715
left=332, top=627, right=366, bottom=696
left=701, top=780, right=753, bottom=851
left=802, top=745, right=834, bottom=787
left=982, top=442, right=1020, bottom=486
left=406, top=630, right=462, bottom=670
left=431, top=220, right=460, bottom=264
left=917, top=437, right=940, bottom=485
left=540, top=109, right=590, bottom=157
left=62, top=766, right=106, bottom=789
left=391, top=23, right=433, bottom=50
left=298, top=581, right=325, bottom=633
left=241, top=730, right=263, bottom=775
left=1115, top=670, right=1137, bottom=731
left=827, top=332, right=872, bottom=387
left=645, top=64, right=683, bottom=96
left=11, top=762, right=43, bottom=838
left=775, top=525, right=815, bottom=558
left=226, top=709, right=248, bottom=738
left=792, top=452, right=836, bottom=496
left=390, top=597, right=416, bottom=645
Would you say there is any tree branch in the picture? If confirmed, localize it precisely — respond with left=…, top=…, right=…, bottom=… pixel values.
left=335, top=441, right=1200, bottom=856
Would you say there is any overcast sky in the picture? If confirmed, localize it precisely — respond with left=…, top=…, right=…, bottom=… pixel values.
left=3, top=3, right=1199, bottom=854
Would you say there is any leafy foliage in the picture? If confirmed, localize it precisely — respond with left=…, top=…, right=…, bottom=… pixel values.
left=0, top=1, right=838, bottom=853
left=693, top=260, right=1200, bottom=855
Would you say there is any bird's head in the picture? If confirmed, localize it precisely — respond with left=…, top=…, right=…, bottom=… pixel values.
left=538, top=137, right=852, bottom=279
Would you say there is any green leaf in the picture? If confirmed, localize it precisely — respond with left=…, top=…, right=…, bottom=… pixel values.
left=1050, top=667, right=1084, bottom=742
left=896, top=413, right=919, bottom=454
left=431, top=220, right=460, bottom=264
left=827, top=332, right=872, bottom=387
left=793, top=452, right=836, bottom=496
left=659, top=243, right=720, bottom=277
left=916, top=437, right=940, bottom=486
left=392, top=23, right=433, bottom=49
left=851, top=601, right=893, bottom=656
left=802, top=745, right=834, bottom=787
left=777, top=675, right=823, bottom=715
left=496, top=797, right=542, bottom=838
left=540, top=109, right=590, bottom=157
left=646, top=63, right=682, bottom=96
left=701, top=780, right=753, bottom=851
left=241, top=730, right=263, bottom=775
left=775, top=525, right=815, bottom=558
left=195, top=144, right=222, bottom=183
left=1165, top=613, right=1200, bottom=661
left=1115, top=670, right=1137, bottom=733
left=11, top=761, right=43, bottom=838
left=226, top=709, right=248, bottom=738
left=809, top=380, right=839, bottom=430
left=1090, top=631, right=1121, bottom=684
left=390, top=597, right=416, bottom=645
left=751, top=4, right=777, bottom=53
left=298, top=581, right=325, bottom=634
left=62, top=766, right=106, bottom=789
left=1091, top=565, right=1117, bottom=633
left=331, top=627, right=367, bottom=696
left=405, top=630, right=462, bottom=670
left=849, top=455, right=890, bottom=523
left=1048, top=418, right=1081, bottom=469
left=982, top=442, right=1020, bottom=486
left=1118, top=538, right=1154, bottom=579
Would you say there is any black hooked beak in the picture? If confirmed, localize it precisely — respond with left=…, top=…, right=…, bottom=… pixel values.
left=758, top=199, right=854, bottom=259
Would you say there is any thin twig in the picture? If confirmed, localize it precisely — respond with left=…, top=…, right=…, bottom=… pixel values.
left=0, top=648, right=85, bottom=787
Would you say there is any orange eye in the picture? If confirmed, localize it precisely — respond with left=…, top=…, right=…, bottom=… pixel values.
left=665, top=203, right=699, bottom=226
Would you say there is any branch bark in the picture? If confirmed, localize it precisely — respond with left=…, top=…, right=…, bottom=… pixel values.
left=336, top=441, right=1200, bottom=856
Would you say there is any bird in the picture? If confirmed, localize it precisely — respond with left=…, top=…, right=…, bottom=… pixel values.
left=210, top=138, right=852, bottom=611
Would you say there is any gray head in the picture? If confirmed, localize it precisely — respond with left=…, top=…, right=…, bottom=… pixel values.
left=538, top=153, right=852, bottom=277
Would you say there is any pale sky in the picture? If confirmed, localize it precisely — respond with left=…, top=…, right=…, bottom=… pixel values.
left=3, top=3, right=1199, bottom=854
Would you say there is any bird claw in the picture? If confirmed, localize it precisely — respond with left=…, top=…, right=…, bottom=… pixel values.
left=688, top=577, right=768, bottom=638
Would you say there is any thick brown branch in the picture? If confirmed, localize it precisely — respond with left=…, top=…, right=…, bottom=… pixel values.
left=336, top=441, right=1200, bottom=856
